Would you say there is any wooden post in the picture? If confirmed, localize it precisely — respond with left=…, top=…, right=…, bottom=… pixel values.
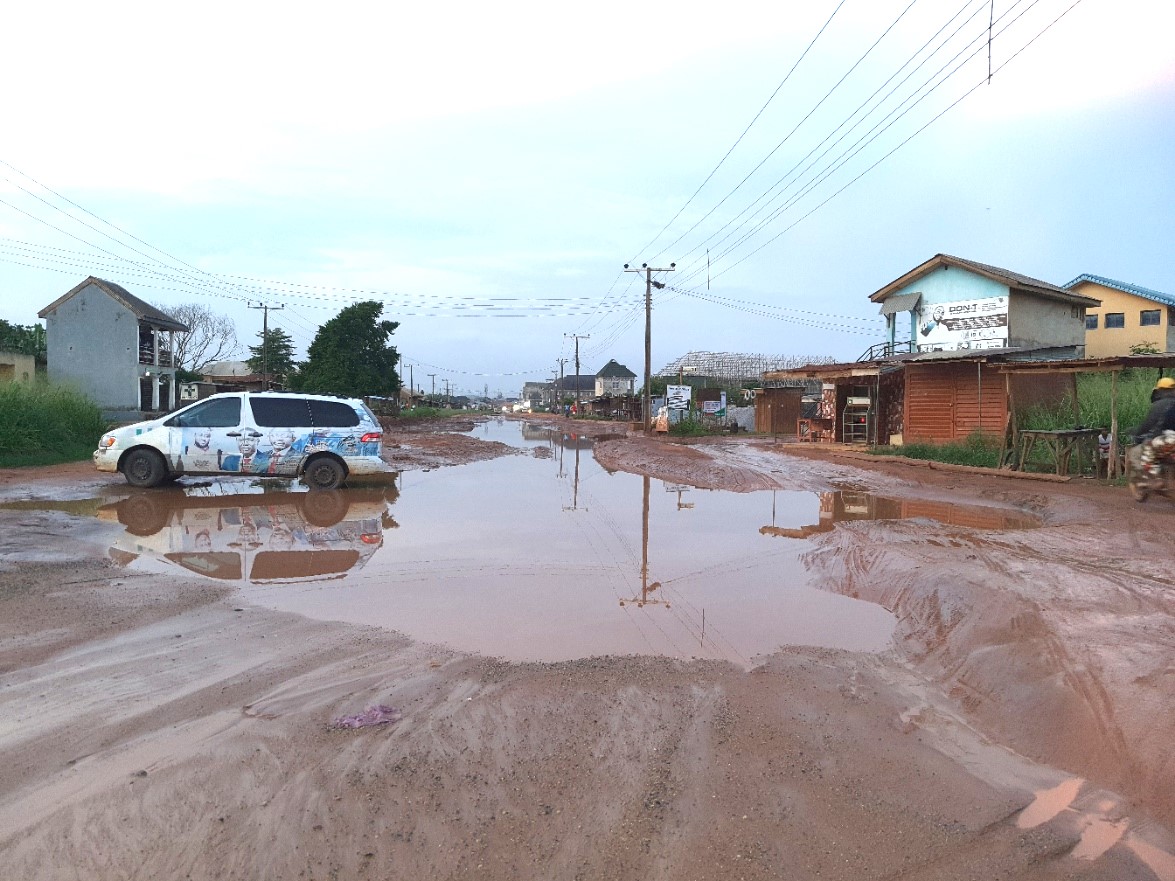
left=1109, top=370, right=1120, bottom=479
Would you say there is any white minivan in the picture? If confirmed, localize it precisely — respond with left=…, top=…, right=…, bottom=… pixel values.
left=94, top=392, right=390, bottom=489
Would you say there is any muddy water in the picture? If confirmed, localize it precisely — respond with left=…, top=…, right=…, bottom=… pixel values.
left=19, top=420, right=1041, bottom=667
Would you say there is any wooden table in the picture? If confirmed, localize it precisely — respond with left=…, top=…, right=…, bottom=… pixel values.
left=1016, top=429, right=1102, bottom=475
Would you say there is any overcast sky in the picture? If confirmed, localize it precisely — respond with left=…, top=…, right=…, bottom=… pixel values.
left=2, top=0, right=1172, bottom=395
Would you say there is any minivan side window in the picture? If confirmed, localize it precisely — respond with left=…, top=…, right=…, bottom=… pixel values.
left=309, top=400, right=361, bottom=427
left=251, top=397, right=312, bottom=427
left=168, top=397, right=241, bottom=428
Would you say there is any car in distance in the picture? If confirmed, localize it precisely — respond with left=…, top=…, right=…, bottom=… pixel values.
left=95, top=392, right=390, bottom=490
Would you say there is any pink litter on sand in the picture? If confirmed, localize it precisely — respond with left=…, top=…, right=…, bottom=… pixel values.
left=330, top=705, right=401, bottom=730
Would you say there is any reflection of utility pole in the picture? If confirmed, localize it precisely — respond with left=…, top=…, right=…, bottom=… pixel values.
left=622, top=474, right=667, bottom=608
left=249, top=302, right=285, bottom=390
left=565, top=334, right=590, bottom=417
left=624, top=263, right=675, bottom=431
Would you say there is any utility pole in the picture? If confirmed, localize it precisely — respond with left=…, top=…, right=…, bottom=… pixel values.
left=428, top=374, right=436, bottom=398
left=409, top=364, right=414, bottom=401
left=557, top=358, right=567, bottom=414
left=249, top=302, right=285, bottom=390
left=444, top=379, right=451, bottom=403
left=624, top=262, right=675, bottom=431
left=565, top=333, right=590, bottom=417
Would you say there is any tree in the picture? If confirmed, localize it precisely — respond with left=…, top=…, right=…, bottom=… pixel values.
left=160, top=304, right=240, bottom=372
left=246, top=326, right=297, bottom=384
left=0, top=320, right=46, bottom=364
left=293, top=301, right=400, bottom=397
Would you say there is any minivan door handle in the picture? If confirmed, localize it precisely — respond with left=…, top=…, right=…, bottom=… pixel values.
left=226, top=431, right=241, bottom=437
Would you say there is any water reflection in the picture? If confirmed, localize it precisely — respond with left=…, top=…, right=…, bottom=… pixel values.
left=97, top=482, right=399, bottom=584
left=759, top=489, right=1037, bottom=538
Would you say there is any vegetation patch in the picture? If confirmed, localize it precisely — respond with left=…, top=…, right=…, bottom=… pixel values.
left=868, top=432, right=1001, bottom=469
left=0, top=381, right=107, bottom=468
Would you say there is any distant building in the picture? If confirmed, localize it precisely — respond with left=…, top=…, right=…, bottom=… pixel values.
left=38, top=276, right=189, bottom=420
left=0, top=350, right=34, bottom=383
left=1065, top=274, right=1175, bottom=357
left=594, top=359, right=637, bottom=397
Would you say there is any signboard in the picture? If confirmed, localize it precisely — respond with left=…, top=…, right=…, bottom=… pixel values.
left=701, top=392, right=727, bottom=418
left=666, top=385, right=691, bottom=411
left=916, top=296, right=1008, bottom=351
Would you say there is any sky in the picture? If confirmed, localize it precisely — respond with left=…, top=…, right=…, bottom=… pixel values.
left=1, top=0, right=1173, bottom=396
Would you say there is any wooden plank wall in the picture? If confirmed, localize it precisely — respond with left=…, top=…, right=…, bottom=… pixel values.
left=904, top=363, right=1007, bottom=442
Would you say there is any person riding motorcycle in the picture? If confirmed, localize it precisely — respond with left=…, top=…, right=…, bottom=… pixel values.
left=1133, top=377, right=1175, bottom=477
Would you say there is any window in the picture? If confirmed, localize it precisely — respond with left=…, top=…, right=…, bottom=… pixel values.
left=251, top=397, right=312, bottom=427
left=1085, top=315, right=1099, bottom=330
left=308, top=400, right=361, bottom=427
left=169, top=397, right=241, bottom=428
left=1140, top=309, right=1161, bottom=327
left=1104, top=313, right=1125, bottom=329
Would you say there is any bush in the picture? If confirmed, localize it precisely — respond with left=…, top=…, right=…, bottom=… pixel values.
left=0, top=381, right=107, bottom=467
left=668, top=416, right=710, bottom=437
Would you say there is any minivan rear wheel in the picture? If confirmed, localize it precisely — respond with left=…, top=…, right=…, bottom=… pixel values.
left=123, top=449, right=168, bottom=488
left=304, top=456, right=346, bottom=490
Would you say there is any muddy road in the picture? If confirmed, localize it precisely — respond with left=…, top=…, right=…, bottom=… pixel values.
left=0, top=416, right=1172, bottom=880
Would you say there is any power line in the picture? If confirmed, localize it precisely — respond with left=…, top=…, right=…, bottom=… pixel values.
left=632, top=0, right=850, bottom=261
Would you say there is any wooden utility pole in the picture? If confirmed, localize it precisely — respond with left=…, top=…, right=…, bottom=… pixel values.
left=249, top=302, right=284, bottom=390
left=565, top=334, right=590, bottom=417
left=624, top=262, right=675, bottom=431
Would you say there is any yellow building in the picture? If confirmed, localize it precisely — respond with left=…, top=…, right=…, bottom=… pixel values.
left=1067, top=274, right=1175, bottom=357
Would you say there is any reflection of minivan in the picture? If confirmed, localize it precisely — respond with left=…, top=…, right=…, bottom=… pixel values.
left=95, top=392, right=390, bottom=489
left=99, top=486, right=395, bottom=584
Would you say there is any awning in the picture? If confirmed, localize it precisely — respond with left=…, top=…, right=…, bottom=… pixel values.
left=879, top=292, right=922, bottom=316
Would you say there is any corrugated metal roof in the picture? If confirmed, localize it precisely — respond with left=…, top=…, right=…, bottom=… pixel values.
left=870, top=254, right=1100, bottom=308
left=879, top=291, right=921, bottom=316
left=38, top=276, right=190, bottom=332
left=1063, top=274, right=1175, bottom=308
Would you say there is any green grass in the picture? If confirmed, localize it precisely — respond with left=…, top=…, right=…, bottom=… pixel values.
left=1020, top=370, right=1158, bottom=435
left=0, top=381, right=107, bottom=468
left=393, top=406, right=467, bottom=420
left=868, top=432, right=1002, bottom=468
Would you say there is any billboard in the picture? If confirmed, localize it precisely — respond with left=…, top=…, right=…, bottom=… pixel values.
left=666, top=385, right=692, bottom=411
left=916, top=296, right=1008, bottom=351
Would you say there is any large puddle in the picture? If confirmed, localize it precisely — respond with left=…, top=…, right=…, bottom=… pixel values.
left=7, top=420, right=1039, bottom=666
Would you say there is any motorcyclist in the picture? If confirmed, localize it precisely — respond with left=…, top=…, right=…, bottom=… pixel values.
left=1133, top=377, right=1175, bottom=476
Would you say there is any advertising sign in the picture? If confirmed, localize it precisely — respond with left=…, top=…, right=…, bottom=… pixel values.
left=666, top=385, right=691, bottom=411
left=701, top=392, right=727, bottom=418
left=916, top=296, right=1008, bottom=351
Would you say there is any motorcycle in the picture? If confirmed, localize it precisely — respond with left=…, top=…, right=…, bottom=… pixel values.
left=1126, top=438, right=1175, bottom=502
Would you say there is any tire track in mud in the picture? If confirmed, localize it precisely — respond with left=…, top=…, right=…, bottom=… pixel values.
left=798, top=518, right=1175, bottom=830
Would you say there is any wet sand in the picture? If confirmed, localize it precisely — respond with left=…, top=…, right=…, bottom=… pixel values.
left=1, top=422, right=1173, bottom=880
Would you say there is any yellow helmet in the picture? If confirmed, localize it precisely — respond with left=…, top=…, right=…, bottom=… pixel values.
left=1157, top=377, right=1175, bottom=390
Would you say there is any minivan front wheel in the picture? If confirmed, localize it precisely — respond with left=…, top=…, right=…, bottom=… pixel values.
left=304, top=456, right=346, bottom=490
left=123, top=448, right=168, bottom=488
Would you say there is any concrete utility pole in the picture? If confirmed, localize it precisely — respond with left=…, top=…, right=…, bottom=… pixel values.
left=564, top=334, right=590, bottom=417
left=248, top=302, right=285, bottom=390
left=557, top=358, right=567, bottom=412
left=624, top=262, right=675, bottom=431
left=428, top=374, right=436, bottom=398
